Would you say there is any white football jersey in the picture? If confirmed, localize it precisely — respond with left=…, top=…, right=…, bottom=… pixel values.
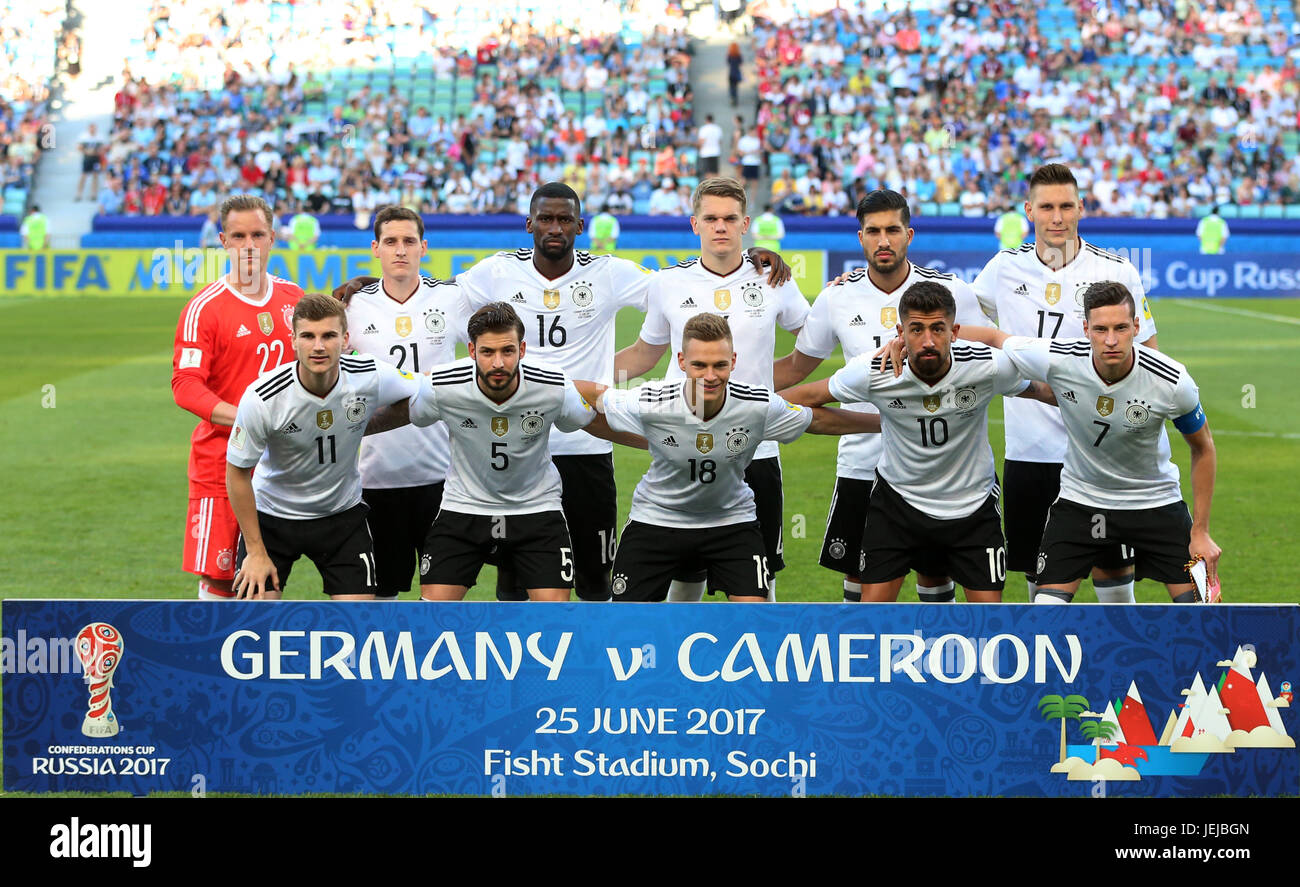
left=603, top=380, right=813, bottom=528
left=827, top=344, right=1029, bottom=519
left=972, top=238, right=1157, bottom=463
left=797, top=262, right=990, bottom=480
left=347, top=276, right=471, bottom=488
left=227, top=356, right=420, bottom=520
left=1001, top=337, right=1201, bottom=510
left=455, top=249, right=652, bottom=456
left=409, top=357, right=596, bottom=515
left=639, top=257, right=809, bottom=459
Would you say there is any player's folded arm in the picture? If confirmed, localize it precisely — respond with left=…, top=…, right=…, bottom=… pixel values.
left=805, top=405, right=881, bottom=436
left=777, top=377, right=835, bottom=408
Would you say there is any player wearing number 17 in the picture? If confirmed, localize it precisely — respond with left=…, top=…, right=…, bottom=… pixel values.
left=172, top=195, right=304, bottom=600
left=225, top=294, right=422, bottom=599
left=960, top=281, right=1220, bottom=603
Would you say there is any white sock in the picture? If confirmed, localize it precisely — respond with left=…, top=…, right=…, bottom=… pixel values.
left=1094, top=579, right=1136, bottom=604
left=1026, top=579, right=1040, bottom=602
left=766, top=577, right=777, bottom=602
left=1032, top=588, right=1073, bottom=604
left=917, top=581, right=956, bottom=602
left=843, top=578, right=862, bottom=603
left=667, top=580, right=706, bottom=602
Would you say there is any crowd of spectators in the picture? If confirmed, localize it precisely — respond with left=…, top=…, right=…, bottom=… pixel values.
left=92, top=0, right=706, bottom=219
left=750, top=0, right=1300, bottom=218
left=1, top=1, right=69, bottom=209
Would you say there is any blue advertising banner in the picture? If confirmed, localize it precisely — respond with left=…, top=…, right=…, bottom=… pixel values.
left=3, top=602, right=1296, bottom=797
left=826, top=250, right=1300, bottom=299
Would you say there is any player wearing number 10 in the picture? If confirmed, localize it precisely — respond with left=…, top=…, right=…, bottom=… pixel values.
left=225, top=294, right=422, bottom=600
left=172, top=195, right=303, bottom=600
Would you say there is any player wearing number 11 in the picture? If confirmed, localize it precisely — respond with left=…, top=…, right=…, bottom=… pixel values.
left=225, top=294, right=422, bottom=600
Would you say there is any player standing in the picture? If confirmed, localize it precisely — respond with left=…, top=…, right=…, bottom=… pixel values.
left=592, top=314, right=879, bottom=601
left=971, top=164, right=1160, bottom=603
left=225, top=294, right=421, bottom=600
left=408, top=303, right=634, bottom=602
left=345, top=206, right=471, bottom=599
left=783, top=282, right=1054, bottom=602
left=172, top=195, right=303, bottom=599
left=959, top=282, right=1220, bottom=602
left=773, top=189, right=988, bottom=602
left=616, top=177, right=809, bottom=601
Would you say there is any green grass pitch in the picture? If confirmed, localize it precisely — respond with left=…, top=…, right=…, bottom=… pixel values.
left=0, top=294, right=1297, bottom=604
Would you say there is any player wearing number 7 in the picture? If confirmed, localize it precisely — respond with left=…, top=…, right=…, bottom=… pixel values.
left=225, top=294, right=423, bottom=600
left=782, top=282, right=1056, bottom=602
left=956, top=281, right=1220, bottom=603
left=589, top=313, right=881, bottom=602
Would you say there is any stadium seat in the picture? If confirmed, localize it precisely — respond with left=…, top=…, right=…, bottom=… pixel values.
left=1218, top=205, right=1240, bottom=218
left=1284, top=205, right=1300, bottom=219
left=1261, top=205, right=1284, bottom=219
left=939, top=202, right=961, bottom=217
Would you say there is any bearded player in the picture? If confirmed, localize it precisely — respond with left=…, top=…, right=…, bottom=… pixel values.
left=172, top=195, right=303, bottom=600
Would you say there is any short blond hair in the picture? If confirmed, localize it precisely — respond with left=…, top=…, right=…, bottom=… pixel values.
left=681, top=312, right=733, bottom=349
left=292, top=293, right=348, bottom=333
left=691, top=176, right=748, bottom=216
left=220, top=194, right=275, bottom=229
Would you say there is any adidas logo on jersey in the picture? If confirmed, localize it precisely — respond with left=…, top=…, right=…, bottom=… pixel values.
left=887, top=398, right=906, bottom=409
left=236, top=324, right=251, bottom=338
left=680, top=297, right=697, bottom=308
left=280, top=422, right=302, bottom=434
left=1060, top=389, right=1077, bottom=404
left=1014, top=284, right=1028, bottom=296
left=460, top=418, right=478, bottom=429
left=661, top=435, right=679, bottom=447
left=511, top=292, right=527, bottom=303
left=364, top=323, right=379, bottom=334
left=849, top=314, right=865, bottom=326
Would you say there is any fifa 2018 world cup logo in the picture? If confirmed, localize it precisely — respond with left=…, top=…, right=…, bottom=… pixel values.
left=76, top=623, right=124, bottom=738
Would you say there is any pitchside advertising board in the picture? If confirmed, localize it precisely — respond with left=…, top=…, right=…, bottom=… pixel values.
left=3, top=602, right=1296, bottom=797
left=0, top=249, right=828, bottom=298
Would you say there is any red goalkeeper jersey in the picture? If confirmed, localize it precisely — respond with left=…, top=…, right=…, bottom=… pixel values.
left=172, top=276, right=303, bottom=497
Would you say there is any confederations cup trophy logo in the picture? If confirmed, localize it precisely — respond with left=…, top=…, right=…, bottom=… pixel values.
left=75, top=622, right=124, bottom=738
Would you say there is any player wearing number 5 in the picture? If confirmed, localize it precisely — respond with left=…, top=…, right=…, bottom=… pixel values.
left=959, top=281, right=1220, bottom=603
left=410, top=303, right=640, bottom=602
left=173, top=195, right=304, bottom=600
left=344, top=206, right=472, bottom=599
left=225, top=294, right=422, bottom=600
left=594, top=313, right=881, bottom=602
left=783, top=282, right=1055, bottom=603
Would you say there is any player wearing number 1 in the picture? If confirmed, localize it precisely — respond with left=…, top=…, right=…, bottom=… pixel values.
left=783, top=282, right=1055, bottom=602
left=172, top=195, right=303, bottom=600
left=225, top=294, right=422, bottom=600
left=345, top=206, right=471, bottom=599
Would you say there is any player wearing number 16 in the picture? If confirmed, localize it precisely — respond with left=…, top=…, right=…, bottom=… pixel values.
left=172, top=195, right=304, bottom=600
left=225, top=294, right=422, bottom=600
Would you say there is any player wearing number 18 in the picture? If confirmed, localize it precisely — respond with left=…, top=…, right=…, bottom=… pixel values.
left=409, top=302, right=636, bottom=602
left=596, top=313, right=881, bottom=602
left=960, top=281, right=1220, bottom=603
left=173, top=195, right=304, bottom=600
left=225, top=294, right=422, bottom=600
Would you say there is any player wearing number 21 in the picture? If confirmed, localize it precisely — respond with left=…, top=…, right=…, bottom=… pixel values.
left=589, top=313, right=881, bottom=602
left=172, top=195, right=304, bottom=600
left=782, top=282, right=1056, bottom=603
left=225, top=294, right=422, bottom=600
left=408, top=302, right=644, bottom=602
left=957, top=281, right=1220, bottom=603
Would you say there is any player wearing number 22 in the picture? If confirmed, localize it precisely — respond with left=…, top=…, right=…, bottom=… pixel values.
left=595, top=313, right=880, bottom=602
left=784, top=281, right=1056, bottom=602
left=960, top=281, right=1220, bottom=603
left=173, top=195, right=303, bottom=600
left=409, top=302, right=638, bottom=602
left=225, top=294, right=422, bottom=600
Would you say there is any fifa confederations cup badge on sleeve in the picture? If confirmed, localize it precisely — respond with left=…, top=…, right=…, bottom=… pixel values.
left=76, top=622, right=124, bottom=738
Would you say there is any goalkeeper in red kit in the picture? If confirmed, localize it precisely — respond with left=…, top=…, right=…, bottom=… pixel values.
left=172, top=195, right=303, bottom=599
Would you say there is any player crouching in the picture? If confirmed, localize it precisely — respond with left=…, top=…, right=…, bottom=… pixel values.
left=226, top=294, right=421, bottom=599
